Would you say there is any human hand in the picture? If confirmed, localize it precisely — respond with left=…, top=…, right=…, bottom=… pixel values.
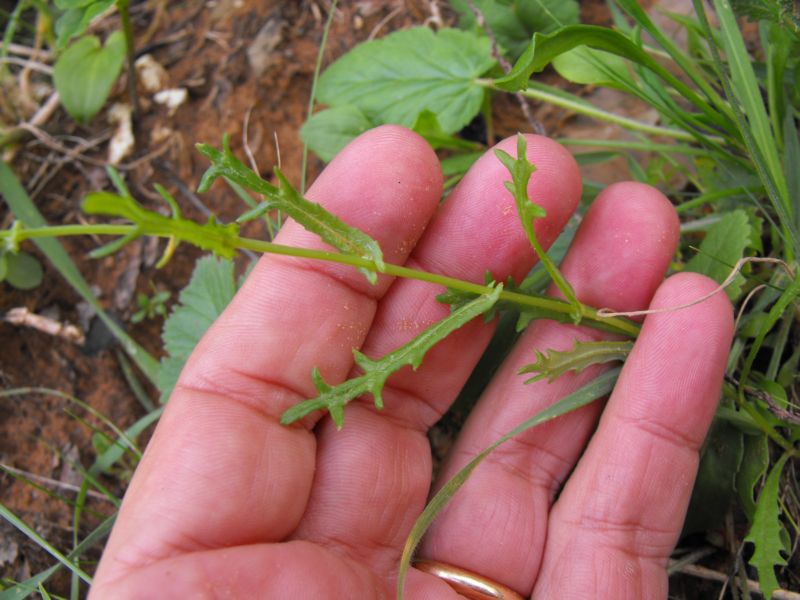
left=90, top=126, right=732, bottom=599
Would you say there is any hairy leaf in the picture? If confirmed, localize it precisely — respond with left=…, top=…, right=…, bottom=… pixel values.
left=519, top=339, right=633, bottom=383
left=316, top=27, right=494, bottom=134
left=397, top=367, right=621, bottom=598
left=300, top=105, right=374, bottom=162
left=495, top=134, right=581, bottom=322
left=281, top=284, right=503, bottom=428
left=685, top=209, right=751, bottom=300
left=451, top=0, right=579, bottom=60
left=157, top=256, right=239, bottom=401
left=745, top=453, right=790, bottom=600
left=53, top=32, right=126, bottom=122
left=196, top=137, right=384, bottom=282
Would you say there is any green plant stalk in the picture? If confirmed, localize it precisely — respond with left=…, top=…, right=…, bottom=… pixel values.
left=479, top=79, right=697, bottom=142
left=3, top=223, right=640, bottom=337
left=0, top=1, right=26, bottom=62
left=558, top=137, right=712, bottom=156
left=115, top=0, right=139, bottom=120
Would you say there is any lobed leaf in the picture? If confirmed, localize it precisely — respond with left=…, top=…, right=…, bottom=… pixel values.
left=196, top=137, right=384, bottom=282
left=745, top=453, right=791, bottom=600
left=316, top=27, right=495, bottom=134
left=495, top=134, right=582, bottom=322
left=519, top=339, right=633, bottom=383
left=281, top=284, right=503, bottom=428
left=737, top=433, right=770, bottom=520
left=157, top=256, right=240, bottom=401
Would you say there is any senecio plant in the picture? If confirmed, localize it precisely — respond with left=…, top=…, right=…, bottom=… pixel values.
left=2, top=0, right=800, bottom=597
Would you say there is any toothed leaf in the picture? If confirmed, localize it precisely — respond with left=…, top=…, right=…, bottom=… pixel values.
left=281, top=285, right=503, bottom=428
left=519, top=339, right=633, bottom=383
left=495, top=135, right=581, bottom=323
left=196, top=137, right=384, bottom=282
left=745, top=453, right=790, bottom=600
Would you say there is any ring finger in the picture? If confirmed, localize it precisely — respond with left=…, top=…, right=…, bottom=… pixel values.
left=420, top=181, right=680, bottom=596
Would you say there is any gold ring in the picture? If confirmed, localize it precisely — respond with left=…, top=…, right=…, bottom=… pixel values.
left=413, top=559, right=524, bottom=600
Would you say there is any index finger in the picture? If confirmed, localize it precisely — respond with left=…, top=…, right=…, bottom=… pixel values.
left=93, top=126, right=443, bottom=585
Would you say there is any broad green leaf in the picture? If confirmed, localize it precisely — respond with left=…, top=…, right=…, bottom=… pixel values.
left=397, top=367, right=621, bottom=598
left=737, top=433, right=770, bottom=520
left=440, top=152, right=483, bottom=178
left=157, top=256, right=239, bottom=401
left=519, top=339, right=633, bottom=383
left=0, top=161, right=159, bottom=383
left=451, top=0, right=579, bottom=60
left=411, top=110, right=482, bottom=151
left=196, top=137, right=384, bottom=282
left=281, top=284, right=503, bottom=428
left=300, top=105, right=374, bottom=162
left=316, top=27, right=495, bottom=134
left=495, top=134, right=581, bottom=322
left=683, top=419, right=744, bottom=535
left=0, top=252, right=7, bottom=280
left=54, top=0, right=115, bottom=48
left=494, top=25, right=725, bottom=131
left=3, top=250, right=44, bottom=290
left=552, top=46, right=631, bottom=87
left=745, top=453, right=791, bottom=600
left=53, top=31, right=126, bottom=123
left=685, top=209, right=751, bottom=300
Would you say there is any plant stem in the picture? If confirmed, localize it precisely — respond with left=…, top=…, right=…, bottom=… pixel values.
left=478, top=79, right=698, bottom=142
left=5, top=223, right=641, bottom=337
left=116, top=0, right=139, bottom=120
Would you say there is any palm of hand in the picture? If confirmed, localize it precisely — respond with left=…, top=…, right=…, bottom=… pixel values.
left=90, top=127, right=731, bottom=599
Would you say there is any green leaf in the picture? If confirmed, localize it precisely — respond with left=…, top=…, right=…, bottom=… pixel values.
left=551, top=45, right=632, bottom=87
left=157, top=256, right=239, bottom=401
left=397, top=367, right=621, bottom=599
left=411, top=110, right=482, bottom=151
left=494, top=25, right=726, bottom=132
left=519, top=339, right=633, bottom=383
left=685, top=209, right=751, bottom=300
left=300, top=105, right=374, bottom=162
left=196, top=137, right=384, bottom=282
left=731, top=0, right=800, bottom=34
left=683, top=419, right=744, bottom=535
left=281, top=284, right=503, bottom=428
left=316, top=27, right=495, bottom=134
left=745, top=453, right=791, bottom=600
left=737, top=433, right=770, bottom=520
left=495, top=134, right=582, bottom=322
left=451, top=0, right=579, bottom=60
left=54, top=0, right=116, bottom=48
left=3, top=250, right=44, bottom=290
left=53, top=31, right=126, bottom=123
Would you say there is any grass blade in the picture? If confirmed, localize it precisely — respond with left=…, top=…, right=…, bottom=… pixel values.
left=397, top=367, right=621, bottom=598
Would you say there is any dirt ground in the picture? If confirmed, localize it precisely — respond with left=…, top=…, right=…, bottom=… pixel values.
left=0, top=0, right=782, bottom=597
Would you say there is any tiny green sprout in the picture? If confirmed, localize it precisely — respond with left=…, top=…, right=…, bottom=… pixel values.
left=131, top=285, right=171, bottom=324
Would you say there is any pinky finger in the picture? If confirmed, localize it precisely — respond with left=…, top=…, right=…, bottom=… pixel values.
left=533, top=272, right=734, bottom=599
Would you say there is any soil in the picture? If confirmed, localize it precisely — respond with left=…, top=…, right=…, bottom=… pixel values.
left=0, top=1, right=791, bottom=598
